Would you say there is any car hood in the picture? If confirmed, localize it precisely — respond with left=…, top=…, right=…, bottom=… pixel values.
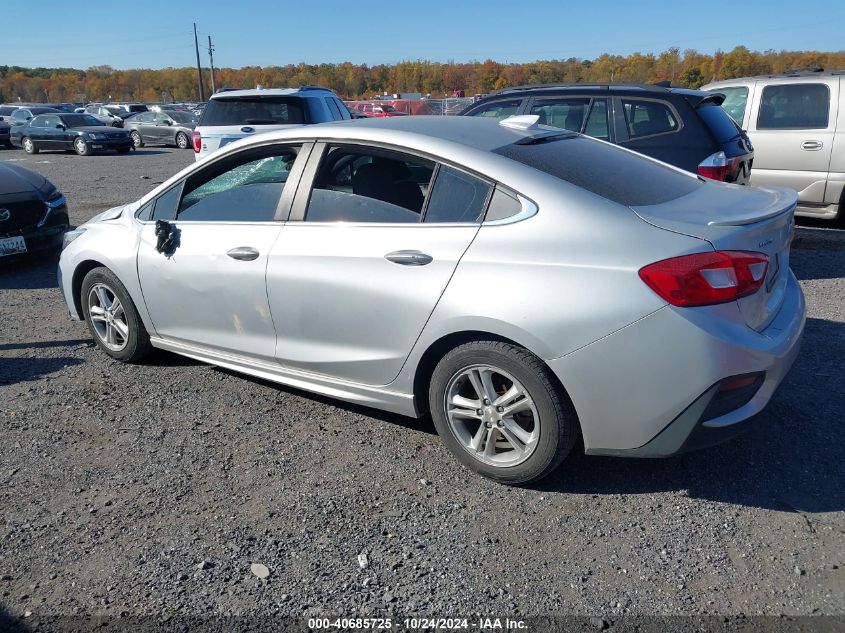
left=0, top=162, right=47, bottom=195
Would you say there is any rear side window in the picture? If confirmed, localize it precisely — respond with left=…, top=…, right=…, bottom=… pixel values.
left=758, top=83, right=829, bottom=129
left=494, top=136, right=701, bottom=207
left=200, top=97, right=306, bottom=126
left=468, top=99, right=521, bottom=120
left=583, top=99, right=609, bottom=141
left=716, top=87, right=748, bottom=126
left=529, top=98, right=589, bottom=131
left=423, top=166, right=492, bottom=223
left=622, top=99, right=679, bottom=138
left=697, top=102, right=741, bottom=143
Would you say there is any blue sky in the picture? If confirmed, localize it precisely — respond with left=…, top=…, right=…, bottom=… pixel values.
left=3, top=0, right=843, bottom=69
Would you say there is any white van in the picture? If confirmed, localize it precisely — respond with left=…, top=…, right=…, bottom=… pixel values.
left=192, top=86, right=350, bottom=161
left=704, top=70, right=844, bottom=220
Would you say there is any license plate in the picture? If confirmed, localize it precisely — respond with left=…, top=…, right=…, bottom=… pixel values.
left=0, top=235, right=27, bottom=256
left=766, top=252, right=780, bottom=292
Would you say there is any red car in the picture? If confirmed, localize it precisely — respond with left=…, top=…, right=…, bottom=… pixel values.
left=354, top=102, right=408, bottom=117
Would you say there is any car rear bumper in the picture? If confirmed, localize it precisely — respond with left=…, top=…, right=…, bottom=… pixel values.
left=548, top=271, right=805, bottom=456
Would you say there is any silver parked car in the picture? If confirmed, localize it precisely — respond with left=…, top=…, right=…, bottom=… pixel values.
left=58, top=116, right=805, bottom=484
left=703, top=70, right=844, bottom=220
left=124, top=110, right=197, bottom=149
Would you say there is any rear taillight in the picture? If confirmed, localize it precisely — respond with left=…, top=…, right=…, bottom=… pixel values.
left=698, top=151, right=740, bottom=182
left=639, top=251, right=769, bottom=307
left=191, top=130, right=201, bottom=153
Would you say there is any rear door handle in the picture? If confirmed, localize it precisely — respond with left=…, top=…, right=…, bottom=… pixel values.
left=384, top=250, right=433, bottom=266
left=227, top=246, right=259, bottom=261
left=801, top=140, right=823, bottom=151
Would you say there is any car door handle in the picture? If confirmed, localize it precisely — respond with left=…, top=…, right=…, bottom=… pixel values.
left=227, top=246, right=259, bottom=261
left=384, top=250, right=433, bottom=266
left=801, top=140, right=823, bottom=151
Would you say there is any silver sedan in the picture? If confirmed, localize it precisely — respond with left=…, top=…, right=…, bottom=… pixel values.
left=58, top=115, right=805, bottom=484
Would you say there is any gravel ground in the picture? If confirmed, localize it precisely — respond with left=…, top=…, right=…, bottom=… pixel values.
left=0, top=146, right=843, bottom=628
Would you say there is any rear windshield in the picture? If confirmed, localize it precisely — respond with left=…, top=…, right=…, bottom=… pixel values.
left=697, top=102, right=742, bottom=142
left=494, top=135, right=702, bottom=206
left=128, top=104, right=148, bottom=113
left=200, top=97, right=306, bottom=126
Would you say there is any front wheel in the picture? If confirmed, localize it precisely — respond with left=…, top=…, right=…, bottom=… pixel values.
left=74, top=138, right=90, bottom=156
left=22, top=137, right=38, bottom=154
left=130, top=130, right=143, bottom=148
left=81, top=267, right=152, bottom=363
left=429, top=340, right=579, bottom=485
left=175, top=132, right=189, bottom=149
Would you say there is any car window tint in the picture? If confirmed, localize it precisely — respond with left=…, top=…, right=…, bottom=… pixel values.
left=757, top=83, right=829, bottom=129
left=529, top=98, right=589, bottom=131
left=622, top=99, right=679, bottom=138
left=305, top=146, right=434, bottom=223
left=485, top=187, right=523, bottom=222
left=200, top=97, right=306, bottom=126
left=177, top=147, right=300, bottom=222
left=697, top=102, right=741, bottom=143
left=333, top=98, right=351, bottom=120
left=583, top=99, right=609, bottom=140
left=469, top=99, right=521, bottom=120
left=325, top=97, right=342, bottom=120
left=715, top=87, right=748, bottom=126
left=423, top=165, right=491, bottom=223
left=494, top=135, right=701, bottom=207
left=151, top=183, right=183, bottom=221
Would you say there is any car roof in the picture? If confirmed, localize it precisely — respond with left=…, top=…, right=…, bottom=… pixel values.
left=474, top=83, right=720, bottom=107
left=255, top=115, right=565, bottom=152
left=209, top=86, right=334, bottom=100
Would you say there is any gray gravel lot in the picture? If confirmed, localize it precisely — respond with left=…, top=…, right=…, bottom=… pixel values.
left=0, top=146, right=843, bottom=627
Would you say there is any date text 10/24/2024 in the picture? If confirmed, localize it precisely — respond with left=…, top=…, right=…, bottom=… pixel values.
left=307, top=618, right=528, bottom=630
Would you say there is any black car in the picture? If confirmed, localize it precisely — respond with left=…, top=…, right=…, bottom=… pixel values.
left=11, top=113, right=133, bottom=156
left=0, top=162, right=69, bottom=258
left=0, top=120, right=11, bottom=148
left=9, top=106, right=61, bottom=127
left=460, top=84, right=754, bottom=183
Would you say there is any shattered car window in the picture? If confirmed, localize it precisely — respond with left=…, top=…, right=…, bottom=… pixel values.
left=178, top=153, right=298, bottom=222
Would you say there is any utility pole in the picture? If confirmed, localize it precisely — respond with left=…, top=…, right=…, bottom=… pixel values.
left=193, top=22, right=205, bottom=102
left=207, top=35, right=216, bottom=95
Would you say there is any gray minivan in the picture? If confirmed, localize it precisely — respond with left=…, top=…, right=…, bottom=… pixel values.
left=704, top=71, right=844, bottom=220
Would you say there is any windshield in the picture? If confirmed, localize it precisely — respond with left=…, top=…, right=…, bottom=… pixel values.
left=63, top=114, right=105, bottom=127
left=128, top=105, right=148, bottom=113
left=697, top=102, right=742, bottom=142
left=200, top=97, right=306, bottom=126
left=165, top=111, right=197, bottom=124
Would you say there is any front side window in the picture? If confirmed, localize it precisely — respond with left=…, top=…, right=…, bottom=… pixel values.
left=469, top=99, right=521, bottom=120
left=30, top=115, right=49, bottom=127
left=758, top=83, right=829, bottom=129
left=305, top=147, right=434, bottom=223
left=423, top=166, right=491, bottom=223
left=42, top=115, right=61, bottom=128
left=716, top=86, right=748, bottom=126
left=529, top=98, right=590, bottom=131
left=149, top=145, right=301, bottom=222
left=622, top=99, right=679, bottom=138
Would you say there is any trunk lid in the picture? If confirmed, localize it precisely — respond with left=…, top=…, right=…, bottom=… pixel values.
left=631, top=182, right=797, bottom=331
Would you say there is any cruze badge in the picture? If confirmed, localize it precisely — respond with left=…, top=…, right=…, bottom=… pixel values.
left=0, top=209, right=10, bottom=222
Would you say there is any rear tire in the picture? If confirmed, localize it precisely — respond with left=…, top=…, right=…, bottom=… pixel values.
left=428, top=340, right=579, bottom=485
left=74, top=138, right=90, bottom=156
left=81, top=267, right=152, bottom=363
left=22, top=137, right=38, bottom=154
left=175, top=132, right=189, bottom=149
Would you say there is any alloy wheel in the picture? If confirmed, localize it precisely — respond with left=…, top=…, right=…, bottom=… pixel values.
left=87, top=283, right=130, bottom=351
left=444, top=364, right=540, bottom=467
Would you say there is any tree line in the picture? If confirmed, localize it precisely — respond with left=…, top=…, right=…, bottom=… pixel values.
left=1, top=47, right=843, bottom=104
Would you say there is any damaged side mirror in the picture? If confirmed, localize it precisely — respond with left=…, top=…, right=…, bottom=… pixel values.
left=154, top=219, right=179, bottom=255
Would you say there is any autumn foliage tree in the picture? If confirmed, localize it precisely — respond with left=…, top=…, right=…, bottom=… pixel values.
left=1, top=46, right=842, bottom=103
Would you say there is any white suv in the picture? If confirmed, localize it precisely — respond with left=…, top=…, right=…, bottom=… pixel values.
left=192, top=86, right=350, bottom=161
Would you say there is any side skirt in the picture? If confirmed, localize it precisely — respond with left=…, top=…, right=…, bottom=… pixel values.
left=149, top=336, right=418, bottom=417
